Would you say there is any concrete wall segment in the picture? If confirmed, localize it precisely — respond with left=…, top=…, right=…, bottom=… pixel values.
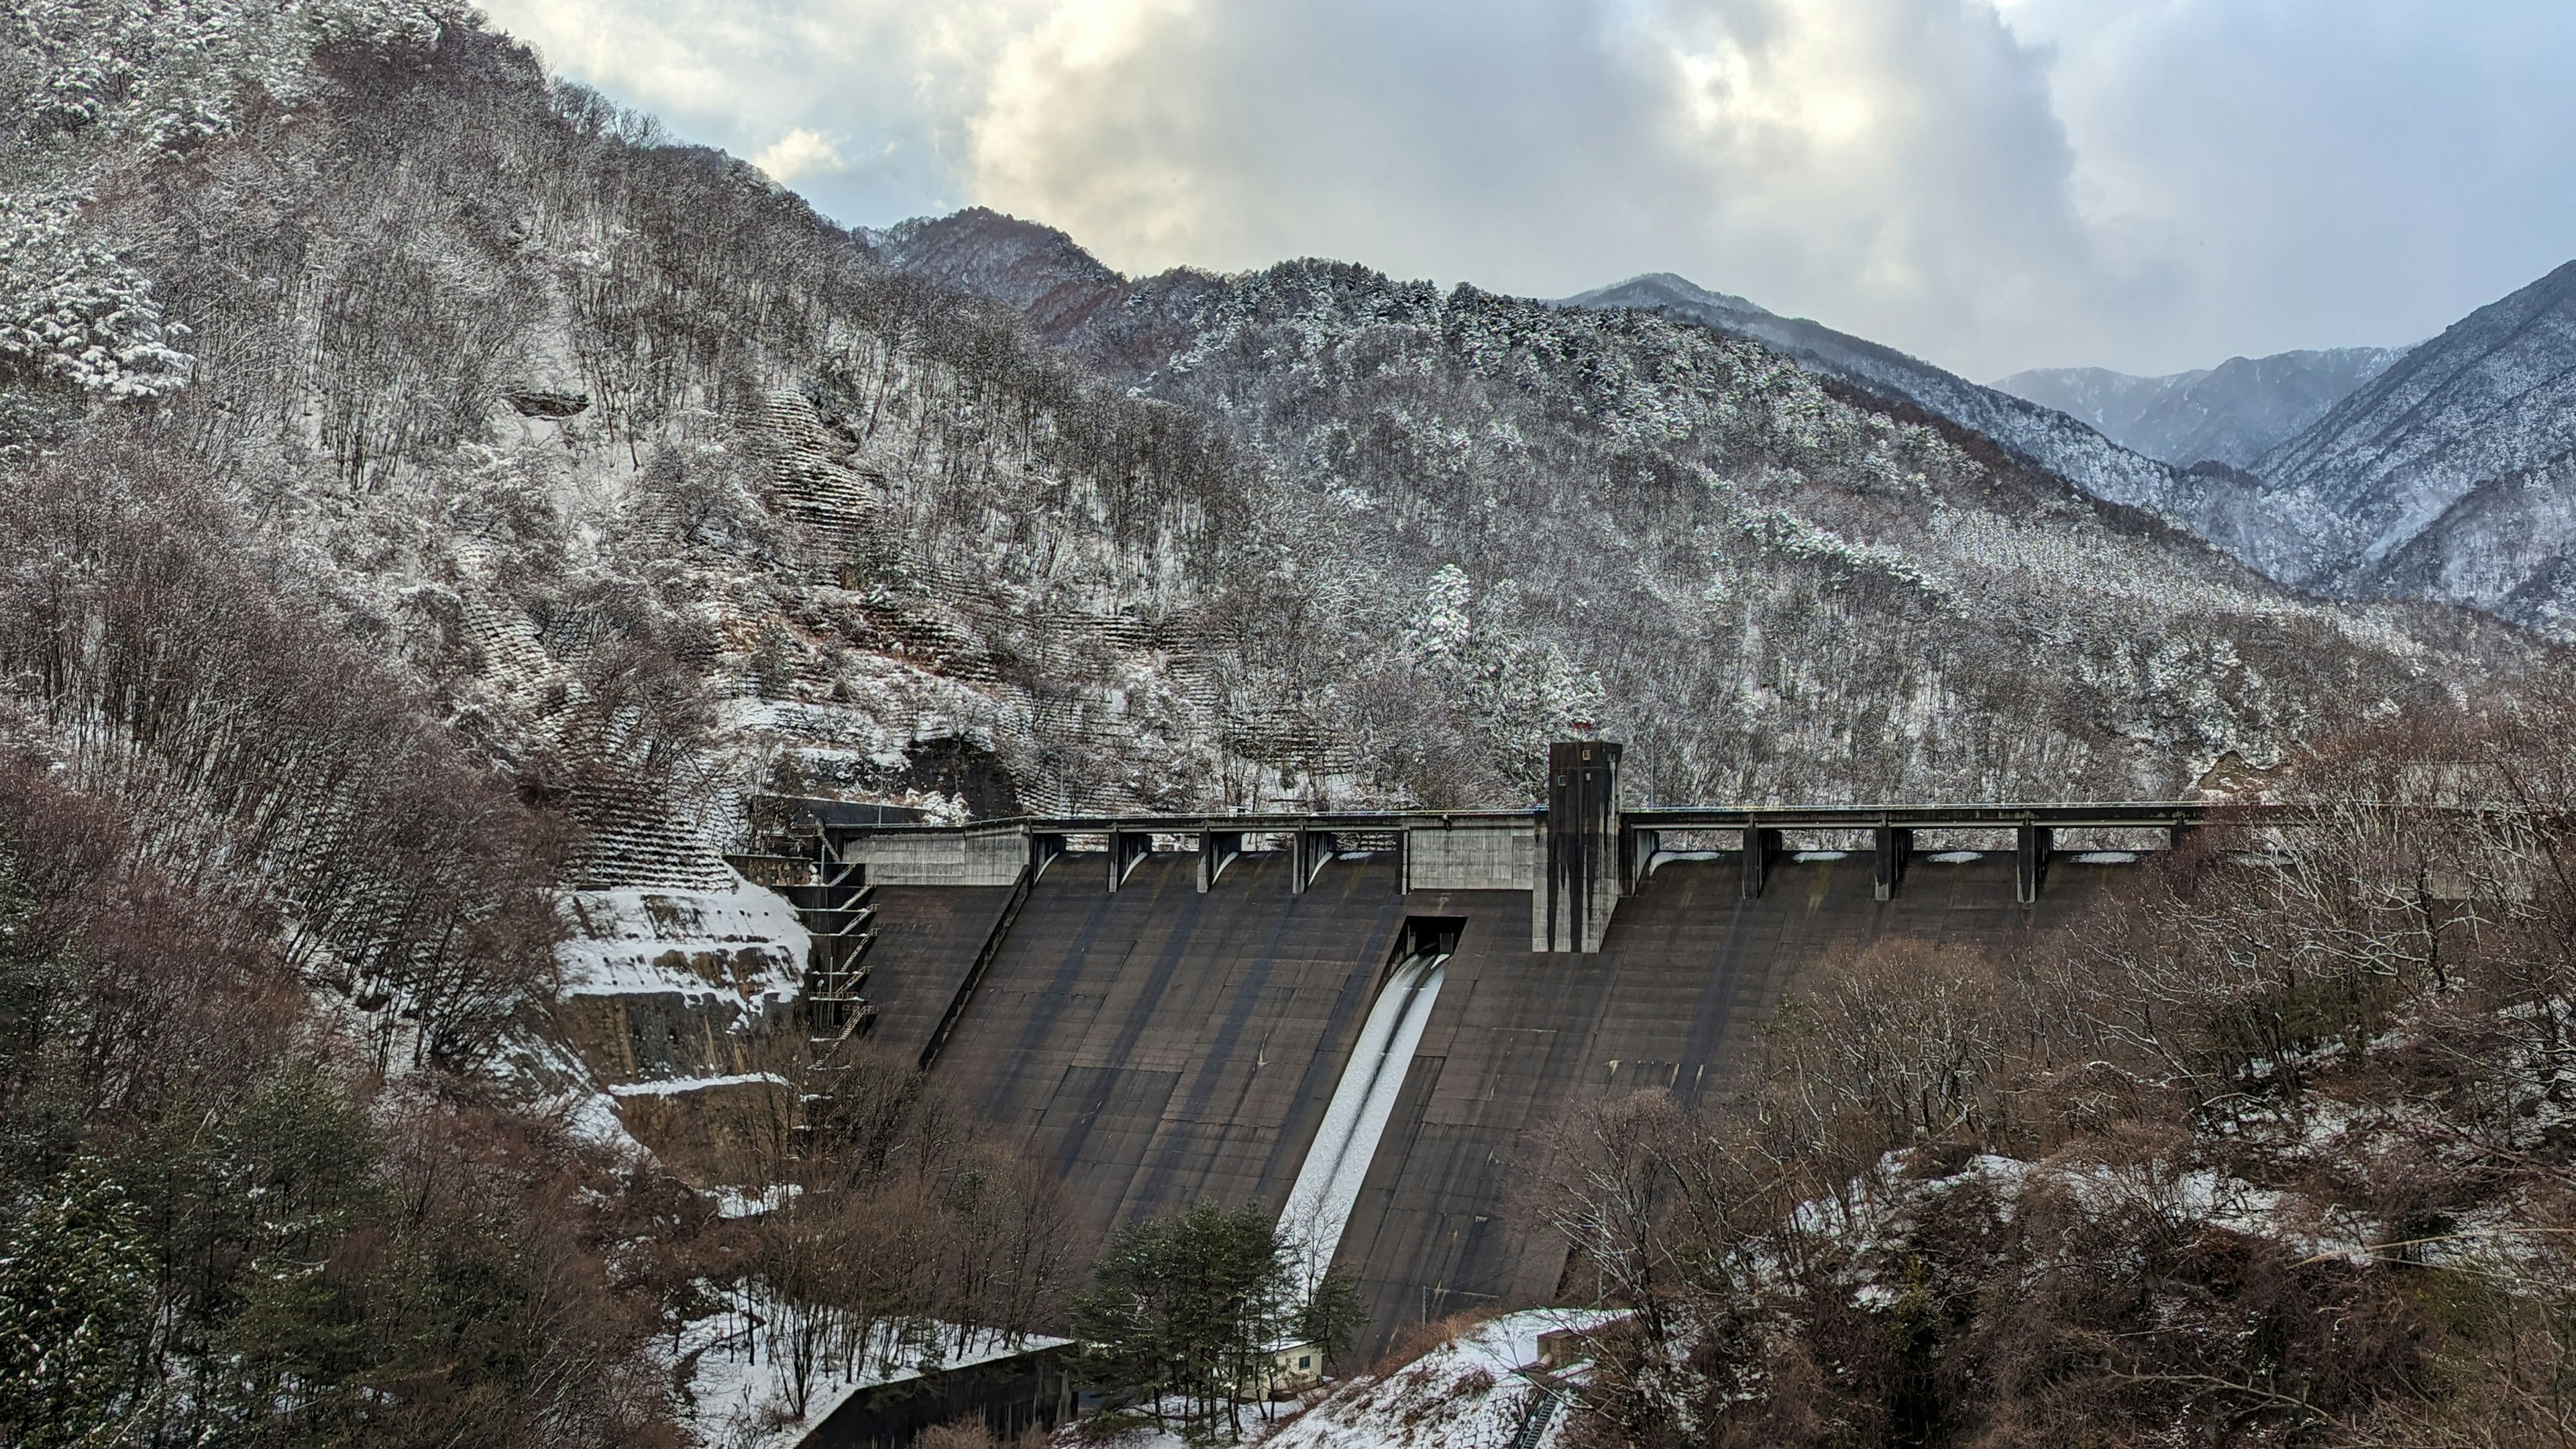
left=839, top=826, right=1028, bottom=885
left=851, top=822, right=2161, bottom=1356
left=1406, top=822, right=1537, bottom=892
left=876, top=849, right=1409, bottom=1252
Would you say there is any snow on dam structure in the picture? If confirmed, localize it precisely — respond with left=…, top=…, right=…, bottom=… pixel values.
left=1279, top=947, right=1451, bottom=1288
left=816, top=744, right=2210, bottom=1352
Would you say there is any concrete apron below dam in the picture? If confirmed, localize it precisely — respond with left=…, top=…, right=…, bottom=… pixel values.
left=855, top=835, right=2134, bottom=1354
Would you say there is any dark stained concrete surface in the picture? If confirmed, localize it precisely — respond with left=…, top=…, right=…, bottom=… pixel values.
left=863, top=883, right=1016, bottom=1049
left=871, top=849, right=1410, bottom=1250
left=863, top=846, right=2131, bottom=1352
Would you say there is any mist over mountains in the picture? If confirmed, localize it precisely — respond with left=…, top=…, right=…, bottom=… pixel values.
left=1995, top=347, right=2407, bottom=471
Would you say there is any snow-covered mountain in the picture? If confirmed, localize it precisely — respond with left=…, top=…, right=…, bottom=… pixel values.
left=2242, top=261, right=2576, bottom=597
left=865, top=222, right=2576, bottom=648
left=1994, top=347, right=2405, bottom=470
left=872, top=212, right=2551, bottom=804
left=1557, top=266, right=2576, bottom=647
left=5, top=0, right=2565, bottom=846
left=1556, top=272, right=2187, bottom=513
left=2355, top=450, right=2576, bottom=637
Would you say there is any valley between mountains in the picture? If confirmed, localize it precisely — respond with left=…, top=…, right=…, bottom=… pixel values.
left=11, top=3, right=2576, bottom=1447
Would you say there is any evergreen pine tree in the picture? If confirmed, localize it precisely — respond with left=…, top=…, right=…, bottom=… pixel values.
left=0, top=1159, right=151, bottom=1446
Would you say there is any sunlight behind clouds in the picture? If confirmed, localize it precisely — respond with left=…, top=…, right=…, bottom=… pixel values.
left=476, top=0, right=2576, bottom=380
left=965, top=0, right=1214, bottom=265
left=751, top=127, right=849, bottom=182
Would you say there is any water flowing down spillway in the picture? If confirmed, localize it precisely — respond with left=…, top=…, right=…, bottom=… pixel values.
left=1279, top=951, right=1450, bottom=1287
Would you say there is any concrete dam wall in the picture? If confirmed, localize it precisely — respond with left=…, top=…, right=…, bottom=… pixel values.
left=821, top=747, right=2202, bottom=1352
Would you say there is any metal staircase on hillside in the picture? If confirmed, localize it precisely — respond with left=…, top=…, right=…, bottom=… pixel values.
left=1510, top=1384, right=1564, bottom=1449
left=727, top=839, right=880, bottom=1042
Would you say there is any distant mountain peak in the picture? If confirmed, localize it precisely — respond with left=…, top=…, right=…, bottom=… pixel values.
left=864, top=207, right=1130, bottom=336
left=1994, top=346, right=2405, bottom=472
left=1560, top=272, right=1772, bottom=321
left=867, top=207, right=1122, bottom=281
left=2245, top=257, right=2576, bottom=595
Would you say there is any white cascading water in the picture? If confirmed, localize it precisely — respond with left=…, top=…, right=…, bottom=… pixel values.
left=1279, top=952, right=1450, bottom=1287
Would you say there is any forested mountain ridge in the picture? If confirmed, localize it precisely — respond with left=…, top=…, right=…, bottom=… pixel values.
left=5, top=1, right=1285, bottom=858
left=6, top=0, right=2555, bottom=844
left=1989, top=262, right=2576, bottom=645
left=873, top=209, right=2548, bottom=804
left=1552, top=269, right=2190, bottom=512
left=6, top=3, right=2576, bottom=1445
left=1995, top=345, right=2406, bottom=471
left=2248, top=262, right=2576, bottom=633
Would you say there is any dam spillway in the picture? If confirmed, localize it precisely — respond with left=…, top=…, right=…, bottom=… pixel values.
left=814, top=747, right=2211, bottom=1352
left=1281, top=947, right=1450, bottom=1288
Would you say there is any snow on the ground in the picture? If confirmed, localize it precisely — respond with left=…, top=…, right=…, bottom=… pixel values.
left=1072, top=1310, right=1625, bottom=1449
left=482, top=873, right=815, bottom=1161
left=710, top=1183, right=803, bottom=1219
left=608, top=1072, right=790, bottom=1098
left=557, top=872, right=809, bottom=1007
left=1256, top=1310, right=1619, bottom=1449
left=676, top=1283, right=1068, bottom=1449
left=486, top=1026, right=654, bottom=1160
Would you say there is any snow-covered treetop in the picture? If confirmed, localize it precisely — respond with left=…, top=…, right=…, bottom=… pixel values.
left=1, top=0, right=466, bottom=399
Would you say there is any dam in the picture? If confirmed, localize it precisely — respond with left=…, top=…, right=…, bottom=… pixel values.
left=773, top=744, right=2212, bottom=1352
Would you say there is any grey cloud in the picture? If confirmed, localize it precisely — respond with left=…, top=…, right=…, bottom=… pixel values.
left=959, top=0, right=2107, bottom=378
left=2009, top=0, right=2576, bottom=372
left=479, top=0, right=2576, bottom=380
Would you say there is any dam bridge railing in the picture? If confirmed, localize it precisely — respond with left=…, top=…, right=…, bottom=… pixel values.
left=761, top=745, right=2237, bottom=959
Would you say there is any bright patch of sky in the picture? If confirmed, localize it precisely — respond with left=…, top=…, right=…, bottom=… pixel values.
left=477, top=0, right=2576, bottom=380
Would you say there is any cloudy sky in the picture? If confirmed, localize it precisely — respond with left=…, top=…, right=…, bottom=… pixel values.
left=477, top=0, right=2576, bottom=380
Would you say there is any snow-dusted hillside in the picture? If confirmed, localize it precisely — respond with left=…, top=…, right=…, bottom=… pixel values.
left=8, top=7, right=2569, bottom=838
left=876, top=213, right=2553, bottom=804
left=2241, top=262, right=2576, bottom=601
left=1075, top=1311, right=1615, bottom=1449
left=1996, top=346, right=2404, bottom=470
left=2353, top=447, right=2576, bottom=637
left=3, top=5, right=1285, bottom=860
left=1557, top=272, right=2186, bottom=512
